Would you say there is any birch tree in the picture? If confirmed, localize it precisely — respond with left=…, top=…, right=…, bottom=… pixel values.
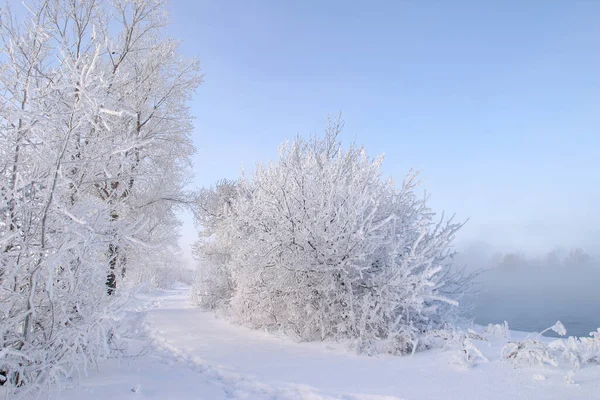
left=0, top=0, right=200, bottom=393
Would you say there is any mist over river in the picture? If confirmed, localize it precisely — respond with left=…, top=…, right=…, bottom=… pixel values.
left=459, top=248, right=600, bottom=337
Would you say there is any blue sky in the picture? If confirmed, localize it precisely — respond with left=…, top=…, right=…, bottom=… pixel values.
left=167, top=1, right=600, bottom=261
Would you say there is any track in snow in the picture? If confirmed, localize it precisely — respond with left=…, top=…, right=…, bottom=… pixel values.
left=30, top=286, right=600, bottom=400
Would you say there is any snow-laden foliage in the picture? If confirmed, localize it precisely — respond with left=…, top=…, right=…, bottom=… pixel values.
left=484, top=321, right=511, bottom=339
left=194, top=119, right=471, bottom=354
left=0, top=0, right=200, bottom=394
left=191, top=179, right=237, bottom=310
left=501, top=321, right=566, bottom=367
left=453, top=337, right=489, bottom=368
left=502, top=338, right=559, bottom=367
left=555, top=330, right=600, bottom=385
left=423, top=328, right=488, bottom=367
left=550, top=329, right=600, bottom=371
left=501, top=321, right=600, bottom=383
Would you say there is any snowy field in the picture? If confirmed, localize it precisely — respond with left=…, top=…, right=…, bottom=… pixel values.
left=11, top=285, right=599, bottom=400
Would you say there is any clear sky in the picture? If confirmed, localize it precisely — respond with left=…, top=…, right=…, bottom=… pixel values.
left=166, top=1, right=600, bottom=263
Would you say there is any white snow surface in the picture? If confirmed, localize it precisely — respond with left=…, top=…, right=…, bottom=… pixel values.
left=14, top=285, right=600, bottom=400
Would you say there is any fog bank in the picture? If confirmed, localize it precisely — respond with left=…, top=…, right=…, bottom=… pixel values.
left=456, top=244, right=600, bottom=337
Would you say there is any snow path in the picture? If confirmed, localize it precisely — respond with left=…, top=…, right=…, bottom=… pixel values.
left=144, top=287, right=600, bottom=400
left=28, top=286, right=600, bottom=399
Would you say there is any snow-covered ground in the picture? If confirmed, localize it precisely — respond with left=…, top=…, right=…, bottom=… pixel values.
left=18, top=286, right=600, bottom=400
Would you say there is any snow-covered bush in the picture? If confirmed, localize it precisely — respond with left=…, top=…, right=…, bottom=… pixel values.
left=192, top=180, right=237, bottom=310
left=484, top=321, right=511, bottom=339
left=194, top=118, right=470, bottom=354
left=502, top=339, right=559, bottom=367
left=192, top=245, right=234, bottom=310
left=0, top=0, right=199, bottom=394
left=453, top=337, right=489, bottom=368
left=501, top=322, right=600, bottom=385
left=550, top=328, right=600, bottom=371
left=422, top=328, right=488, bottom=367
left=501, top=321, right=566, bottom=367
left=580, top=329, right=600, bottom=364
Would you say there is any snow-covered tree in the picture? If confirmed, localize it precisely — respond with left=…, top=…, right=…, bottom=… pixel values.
left=192, top=179, right=237, bottom=309
left=194, top=118, right=469, bottom=354
left=0, top=0, right=200, bottom=393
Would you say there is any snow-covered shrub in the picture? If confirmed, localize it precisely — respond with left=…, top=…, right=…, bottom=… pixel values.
left=550, top=328, right=600, bottom=370
left=192, top=250, right=234, bottom=310
left=484, top=321, right=511, bottom=339
left=453, top=338, right=489, bottom=367
left=501, top=321, right=566, bottom=367
left=502, top=339, right=558, bottom=367
left=547, top=327, right=600, bottom=384
left=465, top=328, right=488, bottom=342
left=551, top=337, right=584, bottom=372
left=581, top=329, right=600, bottom=364
left=423, top=328, right=488, bottom=367
left=501, top=322, right=600, bottom=385
left=353, top=326, right=419, bottom=356
left=192, top=180, right=237, bottom=310
left=194, top=118, right=471, bottom=354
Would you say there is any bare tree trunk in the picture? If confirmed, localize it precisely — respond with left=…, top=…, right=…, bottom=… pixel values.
left=106, top=210, right=126, bottom=295
left=106, top=243, right=118, bottom=295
